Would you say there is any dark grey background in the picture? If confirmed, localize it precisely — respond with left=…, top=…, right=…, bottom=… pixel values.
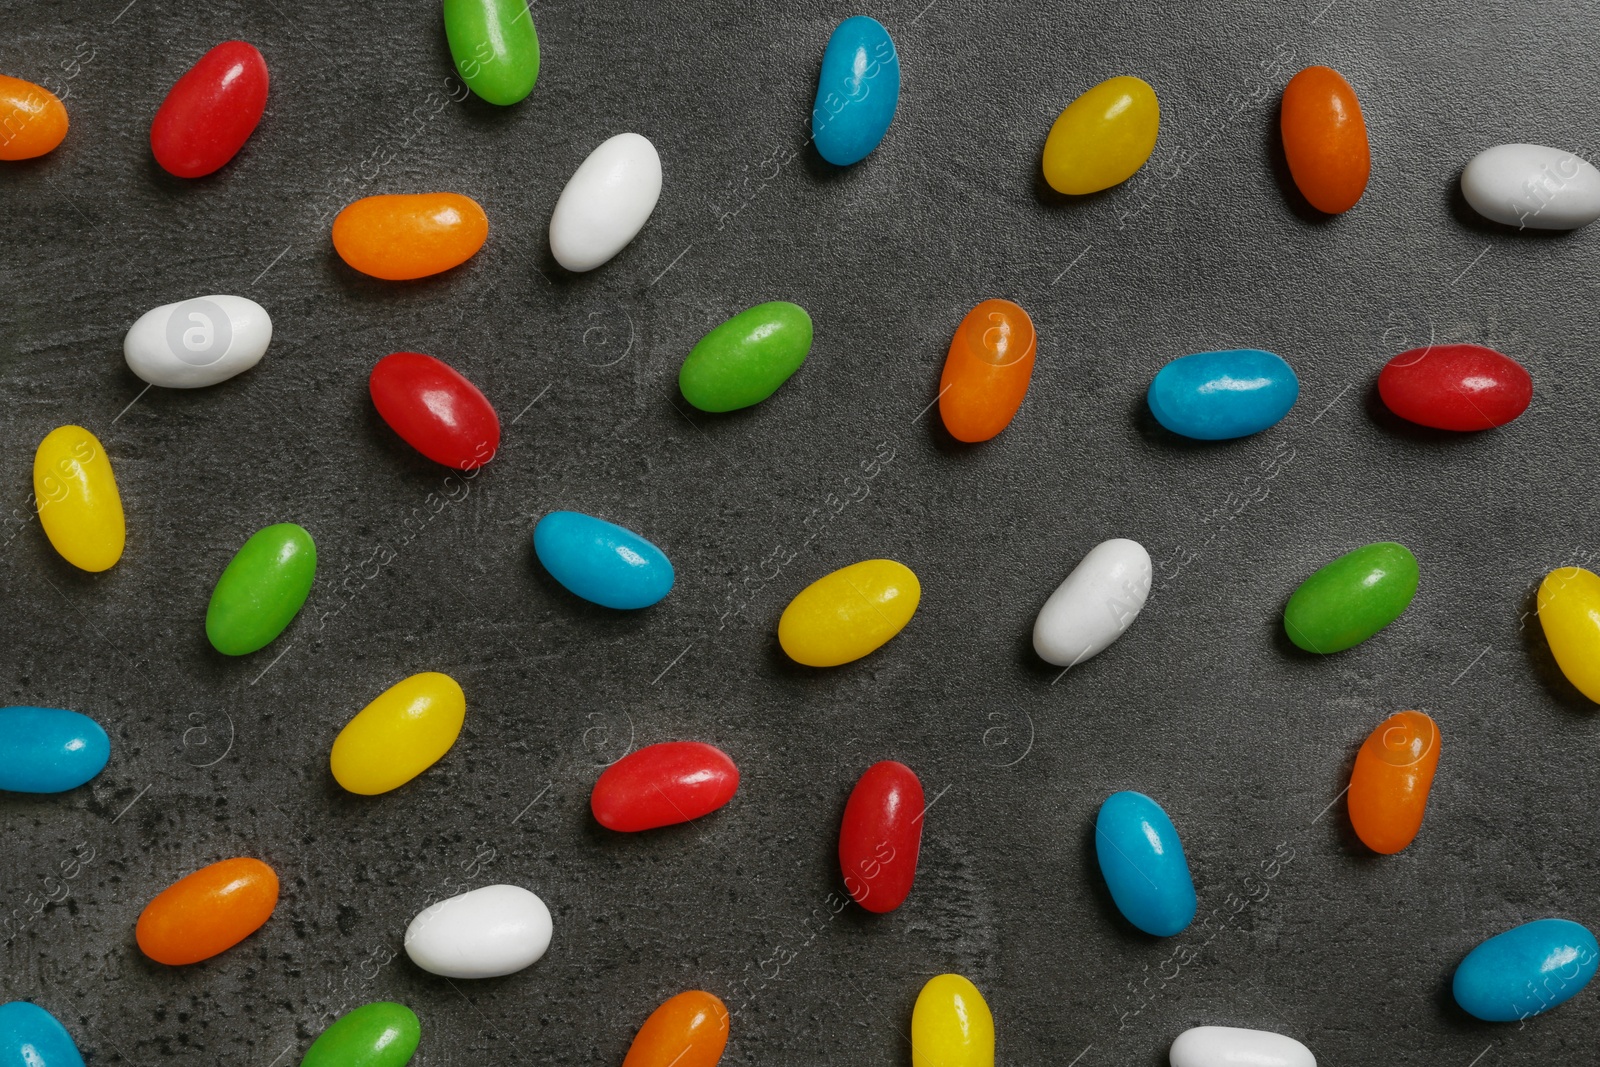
left=2, top=0, right=1598, bottom=1063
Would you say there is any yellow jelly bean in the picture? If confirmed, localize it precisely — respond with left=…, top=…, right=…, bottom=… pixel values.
left=911, top=974, right=994, bottom=1067
left=1537, top=567, right=1600, bottom=703
left=777, top=559, right=920, bottom=667
left=330, top=672, right=466, bottom=795
left=1041, top=75, right=1160, bottom=195
left=32, top=425, right=124, bottom=572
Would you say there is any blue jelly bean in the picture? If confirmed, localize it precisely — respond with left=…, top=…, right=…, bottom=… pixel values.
left=811, top=16, right=900, bottom=166
left=1146, top=349, right=1300, bottom=440
left=1094, top=790, right=1197, bottom=936
left=533, top=511, right=674, bottom=610
left=1453, top=918, right=1599, bottom=1022
left=0, top=1001, right=86, bottom=1067
left=0, top=707, right=110, bottom=793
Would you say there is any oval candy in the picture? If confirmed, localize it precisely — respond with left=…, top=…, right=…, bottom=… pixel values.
left=938, top=299, right=1037, bottom=442
left=34, top=425, right=124, bottom=573
left=778, top=559, right=920, bottom=667
left=839, top=760, right=924, bottom=912
left=150, top=41, right=269, bottom=178
left=811, top=16, right=900, bottom=166
left=1280, top=65, right=1370, bottom=214
left=0, top=1002, right=84, bottom=1067
left=1377, top=343, right=1532, bottom=431
left=404, top=884, right=552, bottom=978
left=1042, top=75, right=1159, bottom=194
left=1169, top=1026, right=1315, bottom=1067
left=1095, top=790, right=1196, bottom=937
left=205, top=523, right=316, bottom=656
left=1147, top=349, right=1299, bottom=440
left=1283, top=541, right=1418, bottom=654
left=533, top=511, right=674, bottom=609
left=0, top=706, right=110, bottom=793
left=124, top=294, right=272, bottom=389
left=1453, top=918, right=1599, bottom=1022
left=679, top=301, right=813, bottom=413
left=911, top=974, right=994, bottom=1067
left=1461, top=143, right=1600, bottom=230
left=591, top=741, right=740, bottom=832
left=333, top=193, right=488, bottom=280
left=370, top=352, right=500, bottom=469
left=0, top=75, right=69, bottom=160
left=331, top=672, right=466, bottom=796
left=137, top=857, right=279, bottom=965
left=1537, top=567, right=1600, bottom=703
left=548, top=132, right=661, bottom=272
left=1032, top=538, right=1151, bottom=668
left=622, top=990, right=729, bottom=1067
left=1348, top=710, right=1439, bottom=854
left=301, top=1002, right=421, bottom=1067
left=443, top=0, right=539, bottom=106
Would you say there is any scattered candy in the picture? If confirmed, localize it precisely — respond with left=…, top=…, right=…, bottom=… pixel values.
left=533, top=511, right=674, bottom=609
left=591, top=741, right=740, bottom=832
left=622, top=990, right=729, bottom=1067
left=0, top=706, right=110, bottom=793
left=811, top=16, right=900, bottom=166
left=0, top=1001, right=84, bottom=1067
left=1041, top=75, right=1159, bottom=194
left=1453, top=918, right=1599, bottom=1022
left=301, top=1002, right=421, bottom=1067
left=150, top=41, right=269, bottom=178
left=1280, top=65, right=1370, bottom=214
left=778, top=559, right=920, bottom=667
left=548, top=132, right=661, bottom=272
left=123, top=294, right=272, bottom=389
left=1537, top=567, right=1600, bottom=703
left=1348, top=710, right=1439, bottom=854
left=0, top=75, right=68, bottom=160
left=911, top=974, right=994, bottom=1067
left=205, top=523, right=317, bottom=656
left=1032, top=538, right=1151, bottom=668
left=938, top=299, right=1037, bottom=442
left=332, top=193, right=489, bottom=280
left=1377, top=343, right=1532, bottom=431
left=443, top=0, right=540, bottom=106
left=678, top=301, right=813, bottom=413
left=369, top=352, right=500, bottom=469
left=1461, top=143, right=1600, bottom=230
left=33, top=425, right=124, bottom=573
left=331, top=672, right=466, bottom=796
left=1147, top=349, right=1299, bottom=440
left=404, top=884, right=552, bottom=978
left=137, top=857, right=279, bottom=965
left=1095, top=790, right=1196, bottom=936
left=1169, top=1026, right=1315, bottom=1067
left=1283, top=541, right=1418, bottom=654
left=839, top=760, right=924, bottom=912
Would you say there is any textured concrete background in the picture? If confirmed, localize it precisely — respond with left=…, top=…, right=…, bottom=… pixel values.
left=3, top=0, right=1599, bottom=1064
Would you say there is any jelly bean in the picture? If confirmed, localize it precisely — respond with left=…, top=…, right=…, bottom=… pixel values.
left=331, top=672, right=466, bottom=796
left=533, top=511, right=674, bottom=609
left=1461, top=144, right=1600, bottom=230
left=623, top=990, right=729, bottom=1067
left=137, top=857, right=279, bottom=965
left=1169, top=1026, right=1315, bottom=1067
left=1377, top=343, right=1532, bottom=431
left=1537, top=567, right=1600, bottom=703
left=0, top=706, right=110, bottom=793
left=301, top=1002, right=421, bottom=1067
left=679, top=301, right=813, bottom=412
left=591, top=741, right=739, bottom=832
left=811, top=16, right=900, bottom=166
left=443, top=0, right=539, bottom=106
left=332, top=193, right=488, bottom=280
left=404, top=884, right=551, bottom=978
left=1280, top=65, right=1370, bottom=214
left=778, top=559, right=920, bottom=667
left=1147, top=349, right=1299, bottom=440
left=1453, top=918, right=1599, bottom=1022
left=370, top=352, right=500, bottom=469
left=938, top=299, right=1037, bottom=442
left=911, top=974, right=994, bottom=1067
left=33, top=425, right=124, bottom=572
left=1283, top=542, right=1418, bottom=654
left=205, top=523, right=317, bottom=656
left=124, top=294, right=272, bottom=389
left=548, top=132, right=661, bottom=271
left=1042, top=75, right=1159, bottom=194
left=839, top=760, right=923, bottom=912
left=0, top=1002, right=84, bottom=1067
left=0, top=75, right=68, bottom=160
left=1095, top=790, right=1196, bottom=936
left=1348, top=710, right=1439, bottom=854
left=1032, top=538, right=1151, bottom=667
left=150, top=41, right=269, bottom=178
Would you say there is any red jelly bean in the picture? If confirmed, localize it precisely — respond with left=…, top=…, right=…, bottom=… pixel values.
left=591, top=741, right=740, bottom=832
left=839, top=760, right=925, bottom=912
left=1378, top=344, right=1532, bottom=431
left=369, top=352, right=501, bottom=470
left=150, top=41, right=269, bottom=178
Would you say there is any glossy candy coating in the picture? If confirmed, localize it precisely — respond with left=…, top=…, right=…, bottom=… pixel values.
left=622, top=990, right=729, bottom=1067
left=1537, top=567, right=1600, bottom=703
left=1169, top=1026, right=1315, bottom=1067
left=1348, top=710, right=1439, bottom=854
left=1453, top=918, right=1599, bottom=1022
left=0, top=75, right=69, bottom=160
left=206, top=523, right=317, bottom=656
left=839, top=760, right=924, bottom=912
left=1095, top=790, right=1197, bottom=936
left=0, top=706, right=110, bottom=793
left=1032, top=538, right=1151, bottom=667
left=333, top=193, right=488, bottom=280
left=150, top=41, right=269, bottom=178
left=911, top=974, right=994, bottom=1067
left=548, top=132, right=661, bottom=271
left=33, top=425, right=124, bottom=572
left=679, top=301, right=813, bottom=412
left=0, top=1002, right=84, bottom=1067
left=1284, top=542, right=1418, bottom=653
left=124, top=295, right=272, bottom=389
left=137, top=857, right=279, bottom=965
left=404, top=884, right=552, bottom=978
left=331, top=672, right=466, bottom=795
left=1042, top=75, right=1159, bottom=194
left=1377, top=344, right=1532, bottom=431
left=591, top=741, right=740, bottom=832
left=1147, top=349, right=1299, bottom=440
left=938, top=299, right=1037, bottom=442
left=1280, top=65, right=1370, bottom=214
left=301, top=1002, right=420, bottom=1067
left=811, top=16, right=899, bottom=166
left=778, top=559, right=920, bottom=667
left=533, top=511, right=674, bottom=609
left=443, top=0, right=539, bottom=106
left=370, top=352, right=500, bottom=469
left=1461, top=144, right=1600, bottom=230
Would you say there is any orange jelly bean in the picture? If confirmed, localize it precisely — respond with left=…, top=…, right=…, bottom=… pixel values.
left=937, top=299, right=1038, bottom=443
left=136, top=857, right=279, bottom=965
left=1280, top=65, right=1370, bottom=214
left=622, top=990, right=729, bottom=1067
left=0, top=74, right=69, bottom=160
left=1347, top=710, right=1439, bottom=854
left=332, top=193, right=488, bottom=280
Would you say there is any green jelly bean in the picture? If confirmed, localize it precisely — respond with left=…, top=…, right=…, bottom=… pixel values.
left=443, top=0, right=540, bottom=105
left=679, top=301, right=813, bottom=412
left=205, top=523, right=317, bottom=656
left=1284, top=541, right=1418, bottom=653
left=301, top=1002, right=421, bottom=1067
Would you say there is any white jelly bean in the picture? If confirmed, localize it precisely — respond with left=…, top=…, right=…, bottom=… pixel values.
left=1169, top=1026, right=1316, bottom=1067
left=123, top=294, right=272, bottom=388
left=1032, top=537, right=1151, bottom=667
left=404, top=884, right=552, bottom=978
left=1460, top=143, right=1600, bottom=230
left=548, top=132, right=662, bottom=271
